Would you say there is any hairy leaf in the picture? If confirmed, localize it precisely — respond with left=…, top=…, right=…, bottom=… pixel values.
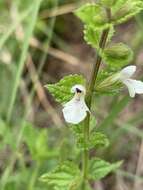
left=45, top=75, right=86, bottom=104
left=75, top=1, right=143, bottom=31
left=23, top=124, right=57, bottom=160
left=112, top=0, right=143, bottom=24
left=102, top=43, right=133, bottom=68
left=77, top=132, right=109, bottom=150
left=89, top=158, right=123, bottom=180
left=84, top=26, right=100, bottom=49
left=75, top=3, right=110, bottom=30
left=0, top=119, right=17, bottom=150
left=71, top=123, right=83, bottom=135
left=40, top=162, right=81, bottom=190
left=84, top=25, right=115, bottom=49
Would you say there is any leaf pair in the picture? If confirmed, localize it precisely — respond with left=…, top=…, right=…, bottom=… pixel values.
left=111, top=0, right=143, bottom=25
left=77, top=132, right=109, bottom=150
left=75, top=4, right=110, bottom=31
left=75, top=1, right=143, bottom=30
left=76, top=3, right=135, bottom=69
left=46, top=73, right=122, bottom=105
left=40, top=159, right=122, bottom=190
left=84, top=29, right=133, bottom=69
left=40, top=161, right=81, bottom=190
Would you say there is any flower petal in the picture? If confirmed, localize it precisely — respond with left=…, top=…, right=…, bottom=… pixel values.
left=120, top=65, right=136, bottom=80
left=128, top=79, right=143, bottom=94
left=122, top=79, right=136, bottom=98
left=62, top=97, right=89, bottom=124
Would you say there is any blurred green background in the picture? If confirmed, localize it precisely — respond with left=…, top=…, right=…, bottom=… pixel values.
left=0, top=0, right=143, bottom=189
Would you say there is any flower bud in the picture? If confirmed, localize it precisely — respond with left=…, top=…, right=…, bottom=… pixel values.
left=112, top=1, right=133, bottom=21
left=96, top=73, right=120, bottom=90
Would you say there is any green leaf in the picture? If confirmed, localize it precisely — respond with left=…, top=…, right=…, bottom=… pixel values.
left=112, top=0, right=143, bottom=25
left=40, top=162, right=81, bottom=190
left=90, top=132, right=110, bottom=148
left=103, top=43, right=133, bottom=68
left=45, top=74, right=86, bottom=104
left=71, top=117, right=97, bottom=136
left=0, top=119, right=17, bottom=150
left=75, top=3, right=110, bottom=30
left=107, top=26, right=115, bottom=43
left=23, top=123, right=57, bottom=160
left=84, top=25, right=115, bottom=49
left=89, top=158, right=123, bottom=180
left=35, top=130, right=49, bottom=159
left=77, top=132, right=109, bottom=150
left=75, top=1, right=143, bottom=32
left=71, top=123, right=83, bottom=135
left=23, top=123, right=38, bottom=157
left=84, top=26, right=100, bottom=49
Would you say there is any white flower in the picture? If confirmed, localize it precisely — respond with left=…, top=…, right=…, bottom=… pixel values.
left=119, top=65, right=143, bottom=98
left=62, top=84, right=89, bottom=124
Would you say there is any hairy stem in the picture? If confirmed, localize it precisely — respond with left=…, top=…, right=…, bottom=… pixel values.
left=82, top=26, right=110, bottom=188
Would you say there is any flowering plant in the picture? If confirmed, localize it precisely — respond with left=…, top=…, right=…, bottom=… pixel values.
left=40, top=0, right=143, bottom=189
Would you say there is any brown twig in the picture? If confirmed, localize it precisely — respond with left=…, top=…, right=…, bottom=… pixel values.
left=20, top=80, right=34, bottom=120
left=16, top=29, right=82, bottom=67
left=39, top=0, right=89, bottom=18
left=40, top=3, right=77, bottom=18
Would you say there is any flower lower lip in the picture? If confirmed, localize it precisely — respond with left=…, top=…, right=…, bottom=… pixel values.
left=75, top=98, right=80, bottom=101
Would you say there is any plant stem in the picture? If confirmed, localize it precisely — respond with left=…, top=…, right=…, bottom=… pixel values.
left=82, top=27, right=110, bottom=188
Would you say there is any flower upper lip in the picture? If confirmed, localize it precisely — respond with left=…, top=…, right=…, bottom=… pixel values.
left=76, top=88, right=82, bottom=93
left=119, top=65, right=143, bottom=98
left=119, top=65, right=136, bottom=80
left=71, top=84, right=86, bottom=94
